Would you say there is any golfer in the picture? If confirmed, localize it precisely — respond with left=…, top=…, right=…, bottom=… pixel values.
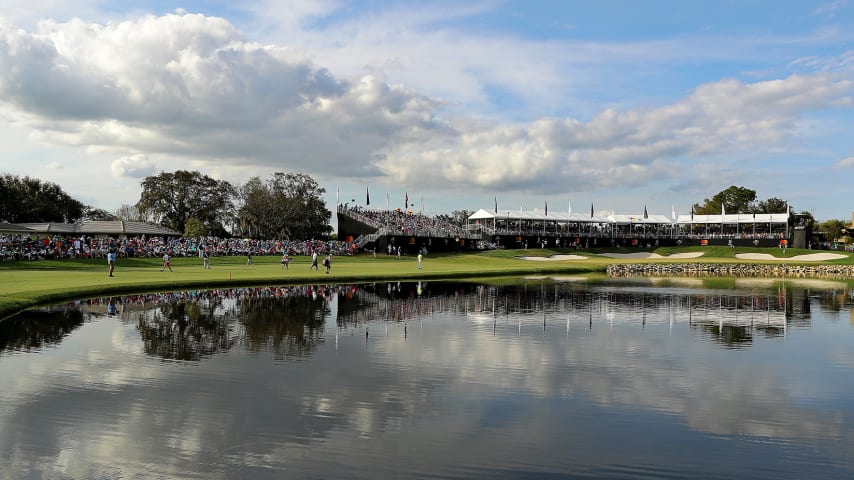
left=161, top=253, right=173, bottom=272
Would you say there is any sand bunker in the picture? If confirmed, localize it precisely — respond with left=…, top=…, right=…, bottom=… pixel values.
left=516, top=254, right=588, bottom=261
left=735, top=253, right=848, bottom=261
left=598, top=252, right=705, bottom=259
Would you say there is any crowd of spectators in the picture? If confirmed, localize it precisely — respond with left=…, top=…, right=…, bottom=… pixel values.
left=340, top=205, right=474, bottom=238
left=81, top=284, right=350, bottom=311
left=0, top=233, right=356, bottom=262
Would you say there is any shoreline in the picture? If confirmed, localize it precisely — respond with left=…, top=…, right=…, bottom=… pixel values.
left=607, top=263, right=854, bottom=278
left=2, top=249, right=852, bottom=321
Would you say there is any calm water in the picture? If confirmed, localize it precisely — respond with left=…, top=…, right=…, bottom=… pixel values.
left=2, top=277, right=854, bottom=479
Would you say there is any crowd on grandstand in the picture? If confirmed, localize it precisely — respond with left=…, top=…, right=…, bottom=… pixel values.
left=340, top=205, right=473, bottom=238
left=0, top=234, right=356, bottom=262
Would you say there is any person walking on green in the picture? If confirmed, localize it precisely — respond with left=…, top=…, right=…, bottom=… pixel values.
left=417, top=252, right=423, bottom=270
left=161, top=253, right=173, bottom=272
left=107, top=250, right=116, bottom=277
left=323, top=254, right=332, bottom=274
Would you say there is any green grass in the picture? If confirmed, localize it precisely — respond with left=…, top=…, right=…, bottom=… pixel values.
left=0, top=246, right=851, bottom=320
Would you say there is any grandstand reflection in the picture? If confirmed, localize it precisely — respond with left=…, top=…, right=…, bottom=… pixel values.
left=336, top=281, right=847, bottom=348
left=2, top=281, right=852, bottom=357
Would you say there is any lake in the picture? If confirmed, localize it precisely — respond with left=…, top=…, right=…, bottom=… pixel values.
left=1, top=277, right=853, bottom=479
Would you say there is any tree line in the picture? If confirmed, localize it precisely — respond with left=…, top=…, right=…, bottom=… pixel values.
left=1, top=175, right=849, bottom=243
left=691, top=185, right=789, bottom=215
left=0, top=171, right=332, bottom=240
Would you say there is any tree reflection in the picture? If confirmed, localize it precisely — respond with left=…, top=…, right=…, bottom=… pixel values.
left=239, top=293, right=329, bottom=359
left=4, top=281, right=851, bottom=358
left=137, top=299, right=236, bottom=361
left=0, top=308, right=84, bottom=354
left=694, top=324, right=755, bottom=348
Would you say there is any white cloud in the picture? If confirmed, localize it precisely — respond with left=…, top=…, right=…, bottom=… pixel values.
left=0, top=12, right=852, bottom=204
left=0, top=14, right=441, bottom=179
left=836, top=156, right=854, bottom=168
left=377, top=73, right=854, bottom=193
left=44, top=161, right=62, bottom=169
left=110, top=154, right=156, bottom=179
left=813, top=0, right=847, bottom=17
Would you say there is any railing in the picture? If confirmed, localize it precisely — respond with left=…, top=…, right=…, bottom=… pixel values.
left=355, top=231, right=383, bottom=248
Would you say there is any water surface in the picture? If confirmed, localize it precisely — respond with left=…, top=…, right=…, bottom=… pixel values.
left=1, top=278, right=853, bottom=479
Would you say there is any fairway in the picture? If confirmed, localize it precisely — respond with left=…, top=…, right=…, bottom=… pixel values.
left=1, top=247, right=852, bottom=320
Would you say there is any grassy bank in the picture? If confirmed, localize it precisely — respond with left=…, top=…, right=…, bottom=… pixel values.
left=1, top=246, right=851, bottom=320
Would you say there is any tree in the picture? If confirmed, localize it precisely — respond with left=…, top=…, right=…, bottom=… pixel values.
left=236, top=172, right=332, bottom=239
left=819, top=219, right=848, bottom=243
left=114, top=203, right=155, bottom=223
left=693, top=185, right=757, bottom=215
left=0, top=173, right=85, bottom=223
left=82, top=206, right=118, bottom=221
left=183, top=217, right=208, bottom=238
left=756, top=197, right=788, bottom=214
left=436, top=210, right=473, bottom=227
left=137, top=170, right=235, bottom=234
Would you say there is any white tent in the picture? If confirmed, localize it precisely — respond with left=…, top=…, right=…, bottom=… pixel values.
left=468, top=209, right=496, bottom=221
left=675, top=213, right=788, bottom=224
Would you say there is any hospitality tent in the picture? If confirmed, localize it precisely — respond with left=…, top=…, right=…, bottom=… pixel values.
left=0, top=221, right=180, bottom=237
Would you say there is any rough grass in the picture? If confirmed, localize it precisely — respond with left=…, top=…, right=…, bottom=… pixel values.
left=1, top=246, right=851, bottom=320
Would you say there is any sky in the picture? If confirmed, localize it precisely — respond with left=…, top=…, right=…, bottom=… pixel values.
left=0, top=0, right=852, bottom=227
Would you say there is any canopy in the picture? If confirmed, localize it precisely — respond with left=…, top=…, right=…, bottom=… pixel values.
left=675, top=213, right=788, bottom=225
left=1, top=221, right=180, bottom=236
left=471, top=209, right=612, bottom=223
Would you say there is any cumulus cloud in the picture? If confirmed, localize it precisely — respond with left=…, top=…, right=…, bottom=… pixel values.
left=111, top=154, right=156, bottom=179
left=378, top=73, right=854, bottom=192
left=0, top=14, right=440, bottom=178
left=836, top=156, right=854, bottom=168
left=0, top=13, right=851, bottom=197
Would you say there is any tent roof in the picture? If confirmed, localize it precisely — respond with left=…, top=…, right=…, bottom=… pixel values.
left=1, top=221, right=180, bottom=236
left=609, top=214, right=673, bottom=224
left=676, top=213, right=788, bottom=224
left=469, top=208, right=790, bottom=226
left=468, top=209, right=495, bottom=220
left=473, top=209, right=612, bottom=222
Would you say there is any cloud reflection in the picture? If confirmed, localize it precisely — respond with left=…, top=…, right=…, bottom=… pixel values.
left=0, top=280, right=853, bottom=478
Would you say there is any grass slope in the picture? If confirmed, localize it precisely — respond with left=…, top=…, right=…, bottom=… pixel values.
left=1, top=247, right=851, bottom=320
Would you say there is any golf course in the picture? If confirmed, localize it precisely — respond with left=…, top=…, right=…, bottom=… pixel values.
left=1, top=246, right=852, bottom=320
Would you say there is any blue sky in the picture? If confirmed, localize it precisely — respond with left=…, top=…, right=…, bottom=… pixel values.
left=0, top=0, right=852, bottom=226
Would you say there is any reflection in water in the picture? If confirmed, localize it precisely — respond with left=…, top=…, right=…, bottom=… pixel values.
left=1, top=280, right=853, bottom=479
left=2, top=281, right=852, bottom=358
left=0, top=308, right=84, bottom=353
left=114, top=286, right=337, bottom=361
left=137, top=300, right=236, bottom=361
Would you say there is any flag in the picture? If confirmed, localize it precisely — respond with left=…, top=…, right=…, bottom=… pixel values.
left=721, top=203, right=726, bottom=216
left=520, top=201, right=523, bottom=213
left=545, top=201, right=548, bottom=216
left=671, top=205, right=676, bottom=221
left=405, top=192, right=409, bottom=208
left=568, top=200, right=572, bottom=216
left=336, top=184, right=339, bottom=204
left=386, top=191, right=389, bottom=210
left=690, top=204, right=694, bottom=220
left=366, top=187, right=370, bottom=206
left=494, top=196, right=498, bottom=214
left=643, top=205, right=648, bottom=219
left=590, top=202, right=594, bottom=218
